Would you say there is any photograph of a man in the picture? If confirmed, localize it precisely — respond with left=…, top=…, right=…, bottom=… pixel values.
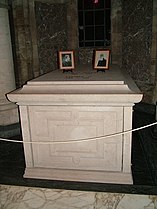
left=94, top=50, right=110, bottom=70
left=97, top=54, right=106, bottom=67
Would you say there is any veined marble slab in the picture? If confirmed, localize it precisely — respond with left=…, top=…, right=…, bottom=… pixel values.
left=0, top=184, right=156, bottom=209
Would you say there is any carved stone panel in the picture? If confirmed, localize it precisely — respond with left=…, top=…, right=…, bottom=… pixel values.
left=28, top=106, right=123, bottom=172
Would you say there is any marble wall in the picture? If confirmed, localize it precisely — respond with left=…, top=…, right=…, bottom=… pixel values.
left=11, top=0, right=34, bottom=87
left=35, top=2, right=67, bottom=74
left=11, top=0, right=122, bottom=83
left=122, top=0, right=154, bottom=102
left=1, top=184, right=157, bottom=209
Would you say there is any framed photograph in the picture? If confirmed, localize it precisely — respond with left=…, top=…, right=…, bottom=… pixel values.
left=58, top=50, right=75, bottom=70
left=94, top=50, right=110, bottom=70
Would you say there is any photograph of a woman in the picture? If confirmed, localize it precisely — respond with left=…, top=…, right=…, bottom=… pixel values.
left=62, top=54, right=72, bottom=67
left=59, top=51, right=75, bottom=70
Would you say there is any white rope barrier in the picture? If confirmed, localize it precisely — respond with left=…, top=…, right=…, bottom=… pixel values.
left=0, top=121, right=157, bottom=145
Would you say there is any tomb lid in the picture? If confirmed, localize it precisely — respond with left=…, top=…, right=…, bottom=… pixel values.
left=27, top=65, right=125, bottom=85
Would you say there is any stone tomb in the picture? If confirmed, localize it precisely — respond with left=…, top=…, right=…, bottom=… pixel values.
left=7, top=65, right=142, bottom=184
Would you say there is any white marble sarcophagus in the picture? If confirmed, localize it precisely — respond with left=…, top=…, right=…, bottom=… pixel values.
left=7, top=65, right=142, bottom=184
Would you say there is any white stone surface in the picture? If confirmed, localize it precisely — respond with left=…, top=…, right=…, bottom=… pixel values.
left=0, top=8, right=18, bottom=125
left=7, top=65, right=142, bottom=184
left=0, top=185, right=156, bottom=209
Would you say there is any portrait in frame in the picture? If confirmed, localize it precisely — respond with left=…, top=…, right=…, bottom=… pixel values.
left=59, top=51, right=75, bottom=71
left=94, top=50, right=110, bottom=70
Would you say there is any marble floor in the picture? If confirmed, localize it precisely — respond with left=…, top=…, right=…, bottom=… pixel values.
left=1, top=184, right=157, bottom=209
left=0, top=102, right=157, bottom=204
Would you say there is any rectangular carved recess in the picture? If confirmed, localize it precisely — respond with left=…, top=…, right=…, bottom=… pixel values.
left=28, top=106, right=123, bottom=172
